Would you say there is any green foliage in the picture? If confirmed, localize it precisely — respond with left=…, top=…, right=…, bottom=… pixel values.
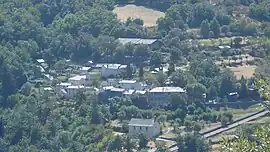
left=210, top=18, right=220, bottom=37
left=138, top=134, right=148, bottom=149
left=156, top=71, right=167, bottom=86
left=177, top=133, right=211, bottom=152
left=249, top=1, right=270, bottom=22
left=200, top=20, right=210, bottom=38
left=186, top=83, right=207, bottom=102
left=0, top=0, right=269, bottom=150
left=219, top=70, right=237, bottom=98
left=221, top=125, right=270, bottom=151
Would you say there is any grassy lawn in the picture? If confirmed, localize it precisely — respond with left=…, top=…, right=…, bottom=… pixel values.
left=200, top=37, right=232, bottom=46
left=228, top=104, right=265, bottom=120
left=113, top=4, right=165, bottom=27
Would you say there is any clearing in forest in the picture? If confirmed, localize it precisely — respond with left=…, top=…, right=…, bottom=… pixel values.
left=228, top=65, right=256, bottom=79
left=113, top=4, right=165, bottom=27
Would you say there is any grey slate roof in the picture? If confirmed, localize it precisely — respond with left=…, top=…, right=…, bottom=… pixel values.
left=128, top=118, right=155, bottom=126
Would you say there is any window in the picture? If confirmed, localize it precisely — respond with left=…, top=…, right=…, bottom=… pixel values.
left=140, top=126, right=142, bottom=130
left=146, top=127, right=148, bottom=131
left=134, top=126, right=136, bottom=130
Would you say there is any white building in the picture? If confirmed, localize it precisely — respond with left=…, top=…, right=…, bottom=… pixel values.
left=148, top=87, right=185, bottom=106
left=56, top=82, right=71, bottom=89
left=80, top=67, right=91, bottom=74
left=151, top=67, right=169, bottom=74
left=117, top=38, right=160, bottom=50
left=128, top=118, right=160, bottom=138
left=36, top=59, right=45, bottom=63
left=100, top=64, right=127, bottom=78
left=68, top=75, right=86, bottom=85
left=118, top=80, right=145, bottom=90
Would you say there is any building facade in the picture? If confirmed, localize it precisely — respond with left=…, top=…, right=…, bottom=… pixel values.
left=68, top=75, right=86, bottom=85
left=128, top=118, right=160, bottom=138
left=100, top=64, right=127, bottom=78
left=148, top=87, right=185, bottom=106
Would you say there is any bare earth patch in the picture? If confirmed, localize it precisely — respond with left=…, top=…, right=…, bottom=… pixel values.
left=113, top=4, right=165, bottom=27
left=228, top=65, right=256, bottom=79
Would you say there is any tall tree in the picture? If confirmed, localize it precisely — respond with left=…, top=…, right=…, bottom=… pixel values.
left=168, top=62, right=175, bottom=76
left=200, top=20, right=210, bottom=38
left=90, top=100, right=103, bottom=124
left=138, top=134, right=148, bottom=149
left=219, top=70, right=236, bottom=98
left=210, top=18, right=220, bottom=37
left=0, top=117, right=4, bottom=137
left=108, top=135, right=123, bottom=152
left=239, top=76, right=249, bottom=99
left=125, top=136, right=134, bottom=152
left=139, top=67, right=144, bottom=79
left=126, top=64, right=133, bottom=79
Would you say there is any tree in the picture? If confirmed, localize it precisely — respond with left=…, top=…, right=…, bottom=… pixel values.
left=200, top=20, right=210, bottom=38
left=234, top=37, right=243, bottom=47
left=107, top=135, right=123, bottom=152
left=170, top=93, right=187, bottom=108
left=90, top=100, right=103, bottom=124
left=1, top=65, right=16, bottom=105
left=125, top=136, right=135, bottom=152
left=138, top=134, right=148, bottom=149
left=193, top=122, right=203, bottom=132
left=156, top=143, right=167, bottom=152
left=171, top=70, right=196, bottom=88
left=139, top=67, right=144, bottom=79
left=210, top=18, right=220, bottom=37
left=168, top=62, right=175, bottom=76
left=174, top=108, right=186, bottom=122
left=239, top=76, right=249, bottom=99
left=222, top=125, right=270, bottom=151
left=150, top=52, right=162, bottom=67
left=156, top=71, right=167, bottom=86
left=54, top=60, right=66, bottom=73
left=126, top=64, right=133, bottom=79
left=0, top=117, right=4, bottom=137
left=186, top=83, right=207, bottom=103
left=219, top=70, right=236, bottom=98
left=221, top=115, right=229, bottom=126
left=177, top=133, right=211, bottom=152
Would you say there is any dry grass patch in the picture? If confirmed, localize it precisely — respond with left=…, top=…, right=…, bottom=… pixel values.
left=228, top=65, right=256, bottom=79
left=113, top=4, right=165, bottom=27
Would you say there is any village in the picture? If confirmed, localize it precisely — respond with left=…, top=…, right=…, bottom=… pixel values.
left=34, top=36, right=269, bottom=152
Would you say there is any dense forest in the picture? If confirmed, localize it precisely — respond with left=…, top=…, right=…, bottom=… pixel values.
left=0, top=0, right=270, bottom=151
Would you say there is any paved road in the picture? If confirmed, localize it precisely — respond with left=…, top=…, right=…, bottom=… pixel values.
left=203, top=110, right=269, bottom=138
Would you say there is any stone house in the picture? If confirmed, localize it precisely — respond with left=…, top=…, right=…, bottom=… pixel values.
left=128, top=118, right=160, bottom=138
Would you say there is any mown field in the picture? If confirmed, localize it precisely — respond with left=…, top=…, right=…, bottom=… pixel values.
left=113, top=4, right=165, bottom=27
